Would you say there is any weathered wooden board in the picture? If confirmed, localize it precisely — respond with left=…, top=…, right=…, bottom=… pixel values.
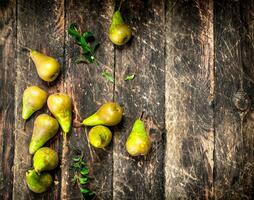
left=113, top=0, right=165, bottom=199
left=64, top=0, right=114, bottom=199
left=214, top=0, right=254, bottom=199
left=0, top=0, right=16, bottom=199
left=0, top=0, right=254, bottom=199
left=165, top=0, right=214, bottom=199
left=13, top=0, right=65, bottom=199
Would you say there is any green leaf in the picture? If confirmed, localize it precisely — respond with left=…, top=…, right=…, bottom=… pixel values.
left=80, top=168, right=89, bottom=176
left=102, top=71, right=114, bottom=83
left=80, top=188, right=90, bottom=194
left=79, top=177, right=88, bottom=184
left=124, top=74, right=135, bottom=81
left=71, top=175, right=78, bottom=182
left=68, top=24, right=81, bottom=42
left=83, top=32, right=94, bottom=40
left=72, top=157, right=81, bottom=162
left=80, top=37, right=91, bottom=53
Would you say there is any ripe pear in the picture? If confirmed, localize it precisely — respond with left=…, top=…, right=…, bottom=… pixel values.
left=82, top=102, right=123, bottom=126
left=26, top=169, right=53, bottom=193
left=88, top=125, right=112, bottom=148
left=29, top=114, right=59, bottom=154
left=30, top=50, right=60, bottom=82
left=22, top=86, right=48, bottom=120
left=108, top=11, right=132, bottom=45
left=33, top=147, right=59, bottom=173
left=126, top=119, right=151, bottom=156
left=47, top=93, right=72, bottom=135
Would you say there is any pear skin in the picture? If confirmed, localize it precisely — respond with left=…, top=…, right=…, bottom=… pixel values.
left=88, top=125, right=112, bottom=148
left=30, top=50, right=60, bottom=82
left=26, top=169, right=53, bottom=193
left=109, top=11, right=132, bottom=45
left=47, top=93, right=72, bottom=135
left=22, top=86, right=48, bottom=120
left=125, top=119, right=151, bottom=156
left=33, top=147, right=59, bottom=173
left=82, top=102, right=123, bottom=126
left=29, top=114, right=59, bottom=154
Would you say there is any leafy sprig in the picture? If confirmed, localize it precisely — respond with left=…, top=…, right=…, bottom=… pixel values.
left=71, top=153, right=94, bottom=199
left=124, top=74, right=135, bottom=81
left=68, top=24, right=99, bottom=64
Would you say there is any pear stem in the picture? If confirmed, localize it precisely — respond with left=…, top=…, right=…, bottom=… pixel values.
left=73, top=120, right=83, bottom=128
left=19, top=46, right=31, bottom=52
left=140, top=111, right=145, bottom=120
left=118, top=0, right=124, bottom=11
left=23, top=120, right=26, bottom=131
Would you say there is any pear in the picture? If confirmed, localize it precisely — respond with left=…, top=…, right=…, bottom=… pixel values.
left=88, top=125, right=112, bottom=148
left=26, top=169, right=53, bottom=193
left=83, top=102, right=123, bottom=126
left=22, top=86, right=48, bottom=120
left=33, top=147, right=59, bottom=173
left=30, top=50, right=60, bottom=82
left=29, top=114, right=59, bottom=154
left=47, top=93, right=72, bottom=135
left=125, top=119, right=151, bottom=156
left=108, top=11, right=132, bottom=45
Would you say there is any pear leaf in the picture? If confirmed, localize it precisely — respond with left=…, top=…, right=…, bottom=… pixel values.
left=124, top=74, right=135, bottom=81
left=102, top=71, right=114, bottom=83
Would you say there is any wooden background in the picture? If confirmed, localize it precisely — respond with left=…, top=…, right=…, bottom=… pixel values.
left=0, top=0, right=254, bottom=199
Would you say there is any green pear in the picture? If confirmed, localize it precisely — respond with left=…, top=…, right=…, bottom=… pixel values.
left=26, top=169, right=53, bottom=193
left=88, top=125, right=112, bottom=148
left=82, top=102, right=123, bottom=126
left=22, top=86, right=48, bottom=120
left=47, top=93, right=72, bottom=135
left=33, top=147, right=59, bottom=173
left=125, top=119, right=151, bottom=156
left=29, top=114, right=59, bottom=154
left=108, top=11, right=132, bottom=45
left=30, top=50, right=60, bottom=82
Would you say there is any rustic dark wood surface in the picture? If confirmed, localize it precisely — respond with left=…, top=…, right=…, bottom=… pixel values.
left=0, top=0, right=253, bottom=200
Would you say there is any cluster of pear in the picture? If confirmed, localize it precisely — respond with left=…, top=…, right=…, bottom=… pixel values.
left=23, top=85, right=72, bottom=193
left=83, top=103, right=151, bottom=157
left=22, top=9, right=149, bottom=194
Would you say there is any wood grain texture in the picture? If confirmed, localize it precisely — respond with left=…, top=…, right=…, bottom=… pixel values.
left=165, top=0, right=214, bottom=199
left=63, top=0, right=114, bottom=199
left=13, top=0, right=65, bottom=199
left=214, top=0, right=254, bottom=199
left=0, top=0, right=16, bottom=199
left=113, top=1, right=165, bottom=199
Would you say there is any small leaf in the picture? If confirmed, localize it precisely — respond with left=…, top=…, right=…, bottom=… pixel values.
left=68, top=24, right=81, bottom=41
left=71, top=175, right=78, bottom=182
left=102, top=71, right=114, bottom=83
left=80, top=168, right=89, bottom=176
left=80, top=188, right=90, bottom=194
left=72, top=157, right=81, bottom=162
left=79, top=177, right=88, bottom=184
left=83, top=32, right=94, bottom=41
left=124, top=74, right=135, bottom=81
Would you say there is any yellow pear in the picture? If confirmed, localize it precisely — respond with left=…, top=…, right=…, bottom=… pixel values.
left=47, top=93, right=72, bottom=135
left=88, top=125, right=112, bottom=148
left=126, top=119, right=151, bottom=156
left=108, top=11, right=132, bottom=45
left=82, top=102, right=123, bottom=126
left=22, top=86, right=48, bottom=120
left=30, top=50, right=60, bottom=82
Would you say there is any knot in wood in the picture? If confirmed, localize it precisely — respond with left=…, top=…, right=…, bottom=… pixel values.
left=233, top=89, right=251, bottom=112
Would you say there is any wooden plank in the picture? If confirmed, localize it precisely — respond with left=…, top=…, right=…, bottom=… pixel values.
left=63, top=0, right=114, bottom=199
left=165, top=0, right=214, bottom=199
left=214, top=0, right=254, bottom=199
left=0, top=0, right=16, bottom=199
left=13, top=0, right=65, bottom=199
left=113, top=1, right=165, bottom=199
